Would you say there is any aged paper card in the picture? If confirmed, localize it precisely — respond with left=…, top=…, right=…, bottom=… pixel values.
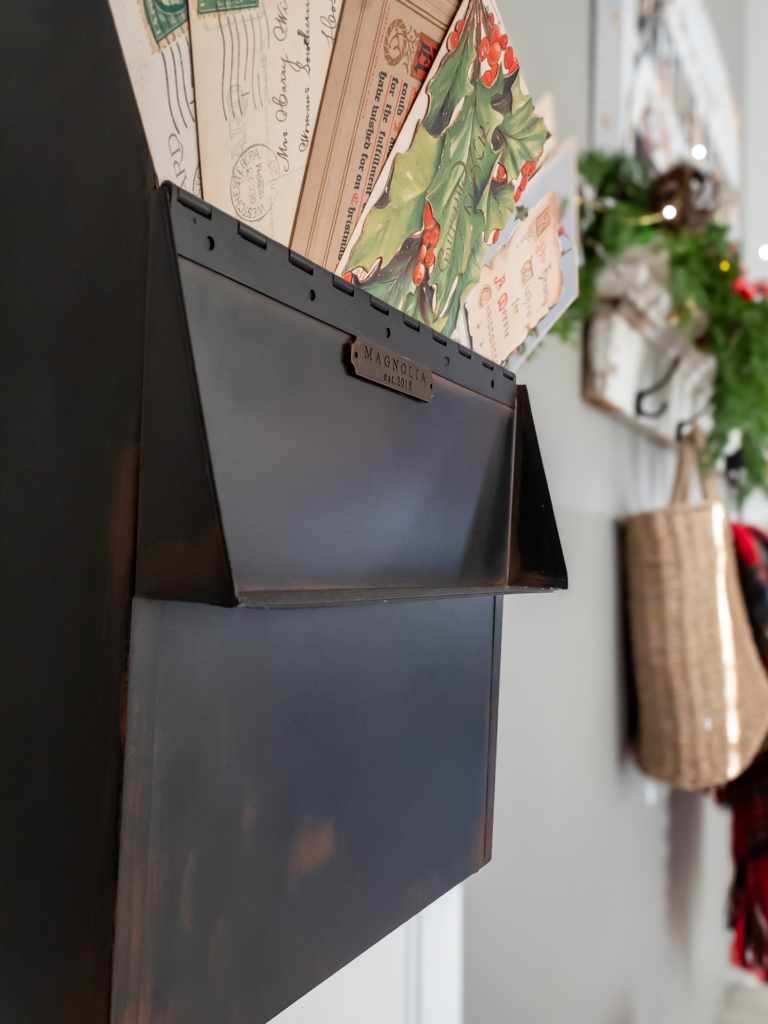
left=189, top=0, right=341, bottom=245
left=108, top=0, right=201, bottom=194
left=465, top=191, right=563, bottom=363
left=291, top=0, right=459, bottom=270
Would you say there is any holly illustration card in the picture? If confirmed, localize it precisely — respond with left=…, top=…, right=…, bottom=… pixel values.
left=338, top=0, right=550, bottom=340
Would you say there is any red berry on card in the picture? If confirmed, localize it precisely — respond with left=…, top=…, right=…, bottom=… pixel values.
left=501, top=34, right=508, bottom=47
left=493, top=163, right=507, bottom=182
left=483, top=66, right=499, bottom=86
left=425, top=248, right=436, bottom=267
left=343, top=272, right=353, bottom=282
left=449, top=31, right=459, bottom=48
left=515, top=186, right=522, bottom=201
left=521, top=175, right=529, bottom=190
left=428, top=225, right=440, bottom=245
left=489, top=40, right=501, bottom=63
left=489, top=12, right=495, bottom=24
left=418, top=244, right=427, bottom=262
left=413, top=264, right=425, bottom=285
left=504, top=47, right=517, bottom=70
left=423, top=201, right=434, bottom=227
left=489, top=229, right=500, bottom=244
left=478, top=37, right=489, bottom=60
left=456, top=18, right=465, bottom=32
left=490, top=25, right=500, bottom=44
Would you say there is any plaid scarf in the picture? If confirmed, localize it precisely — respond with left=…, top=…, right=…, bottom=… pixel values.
left=719, top=751, right=768, bottom=976
left=731, top=523, right=768, bottom=671
left=716, top=524, right=768, bottom=975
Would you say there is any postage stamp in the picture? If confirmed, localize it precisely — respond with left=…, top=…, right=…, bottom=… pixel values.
left=197, top=0, right=259, bottom=12
left=230, top=144, right=280, bottom=222
left=141, top=0, right=188, bottom=45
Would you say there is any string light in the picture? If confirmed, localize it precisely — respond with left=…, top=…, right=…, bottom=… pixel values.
left=759, top=244, right=768, bottom=262
left=691, top=143, right=707, bottom=161
left=720, top=260, right=731, bottom=273
left=662, top=204, right=678, bottom=221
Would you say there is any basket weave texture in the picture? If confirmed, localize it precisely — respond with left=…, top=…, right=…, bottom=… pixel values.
left=626, top=435, right=768, bottom=790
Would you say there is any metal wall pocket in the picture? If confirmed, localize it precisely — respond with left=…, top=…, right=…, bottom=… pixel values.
left=351, top=339, right=434, bottom=402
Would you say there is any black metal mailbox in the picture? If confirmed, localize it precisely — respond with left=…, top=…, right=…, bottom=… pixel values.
left=108, top=184, right=567, bottom=1024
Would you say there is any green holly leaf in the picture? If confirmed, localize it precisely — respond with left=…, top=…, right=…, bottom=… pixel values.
left=342, top=123, right=443, bottom=277
left=355, top=233, right=422, bottom=310
left=423, top=16, right=477, bottom=137
left=483, top=179, right=519, bottom=235
left=423, top=87, right=492, bottom=318
left=490, top=76, right=550, bottom=180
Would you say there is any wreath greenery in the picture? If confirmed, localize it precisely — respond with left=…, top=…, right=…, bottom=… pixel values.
left=554, top=151, right=768, bottom=500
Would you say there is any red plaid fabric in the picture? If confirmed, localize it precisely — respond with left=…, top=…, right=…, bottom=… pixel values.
left=719, top=751, right=768, bottom=975
left=732, top=523, right=768, bottom=671
left=718, top=525, right=768, bottom=976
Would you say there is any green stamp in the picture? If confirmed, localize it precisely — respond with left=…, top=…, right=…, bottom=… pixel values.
left=142, top=0, right=188, bottom=44
left=198, top=0, right=259, bottom=12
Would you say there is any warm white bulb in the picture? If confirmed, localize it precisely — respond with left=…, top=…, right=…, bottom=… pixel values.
left=691, top=143, right=707, bottom=161
left=759, top=244, right=768, bottom=262
left=662, top=204, right=678, bottom=221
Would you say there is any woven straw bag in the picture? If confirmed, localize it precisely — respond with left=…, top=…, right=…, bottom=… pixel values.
left=625, top=429, right=768, bottom=789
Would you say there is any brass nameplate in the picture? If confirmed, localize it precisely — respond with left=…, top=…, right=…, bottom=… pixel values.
left=350, top=340, right=434, bottom=402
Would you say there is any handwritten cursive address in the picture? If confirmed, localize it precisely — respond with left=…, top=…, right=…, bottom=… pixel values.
left=320, top=0, right=338, bottom=48
left=270, top=0, right=317, bottom=167
left=272, top=0, right=288, bottom=41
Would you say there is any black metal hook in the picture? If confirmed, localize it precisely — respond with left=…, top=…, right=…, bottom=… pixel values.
left=676, top=401, right=711, bottom=441
left=635, top=355, right=681, bottom=419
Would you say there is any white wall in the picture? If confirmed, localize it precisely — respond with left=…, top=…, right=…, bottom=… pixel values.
left=270, top=884, right=463, bottom=1024
left=462, top=2, right=741, bottom=1022
left=463, top=342, right=734, bottom=1024
left=741, top=0, right=768, bottom=280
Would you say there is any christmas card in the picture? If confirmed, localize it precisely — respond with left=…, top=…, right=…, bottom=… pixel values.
left=338, top=0, right=550, bottom=341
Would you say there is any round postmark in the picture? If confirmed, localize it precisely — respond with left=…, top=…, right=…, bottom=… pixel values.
left=230, top=144, right=280, bottom=223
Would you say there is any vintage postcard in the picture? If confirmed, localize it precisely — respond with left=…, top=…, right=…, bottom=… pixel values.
left=462, top=138, right=579, bottom=368
left=338, top=0, right=550, bottom=340
left=291, top=0, right=460, bottom=270
left=189, top=0, right=341, bottom=245
left=108, top=0, right=201, bottom=194
left=464, top=191, right=563, bottom=363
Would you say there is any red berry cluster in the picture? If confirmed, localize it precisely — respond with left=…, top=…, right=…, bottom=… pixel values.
left=447, top=18, right=465, bottom=50
left=733, top=274, right=768, bottom=302
left=413, top=201, right=440, bottom=285
left=513, top=152, right=543, bottom=202
left=477, top=15, right=517, bottom=87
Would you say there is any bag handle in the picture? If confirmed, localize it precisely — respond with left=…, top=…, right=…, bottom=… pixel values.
left=669, top=426, right=720, bottom=505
